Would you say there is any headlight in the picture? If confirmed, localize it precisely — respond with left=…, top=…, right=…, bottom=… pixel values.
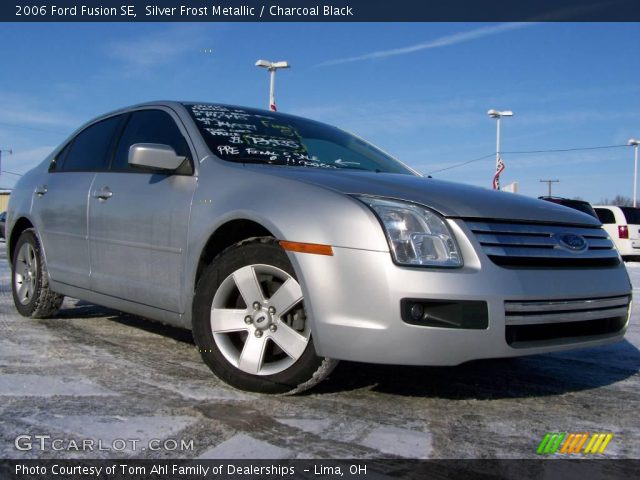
left=356, top=196, right=463, bottom=267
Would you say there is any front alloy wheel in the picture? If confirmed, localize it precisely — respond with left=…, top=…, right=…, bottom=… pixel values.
left=212, top=264, right=310, bottom=376
left=192, top=237, right=337, bottom=394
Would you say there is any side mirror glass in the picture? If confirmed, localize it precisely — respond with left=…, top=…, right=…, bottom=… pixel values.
left=128, top=143, right=185, bottom=171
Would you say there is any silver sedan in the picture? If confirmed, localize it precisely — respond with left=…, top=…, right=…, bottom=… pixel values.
left=5, top=102, right=632, bottom=393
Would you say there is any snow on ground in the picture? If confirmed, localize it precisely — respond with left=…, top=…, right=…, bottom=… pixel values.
left=0, top=240, right=639, bottom=460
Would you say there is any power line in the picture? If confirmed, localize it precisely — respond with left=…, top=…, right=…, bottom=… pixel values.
left=428, top=153, right=495, bottom=174
left=428, top=144, right=629, bottom=175
left=503, top=144, right=628, bottom=154
left=1, top=170, right=23, bottom=176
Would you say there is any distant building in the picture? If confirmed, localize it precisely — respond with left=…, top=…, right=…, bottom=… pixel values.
left=501, top=182, right=519, bottom=194
left=0, top=191, right=10, bottom=211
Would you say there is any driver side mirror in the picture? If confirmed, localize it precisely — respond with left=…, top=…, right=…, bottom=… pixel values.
left=128, top=143, right=186, bottom=172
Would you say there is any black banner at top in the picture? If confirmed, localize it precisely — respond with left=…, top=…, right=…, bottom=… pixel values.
left=3, top=0, right=640, bottom=22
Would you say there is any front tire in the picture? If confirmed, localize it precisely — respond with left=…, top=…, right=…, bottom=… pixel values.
left=11, top=228, right=64, bottom=318
left=192, top=237, right=337, bottom=394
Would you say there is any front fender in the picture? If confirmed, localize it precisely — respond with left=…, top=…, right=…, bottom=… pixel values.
left=182, top=160, right=391, bottom=318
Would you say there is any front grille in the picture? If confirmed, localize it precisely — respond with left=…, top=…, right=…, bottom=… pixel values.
left=466, top=220, right=620, bottom=268
left=504, top=295, right=629, bottom=346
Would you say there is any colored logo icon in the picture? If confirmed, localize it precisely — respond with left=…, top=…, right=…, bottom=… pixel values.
left=537, top=432, right=613, bottom=455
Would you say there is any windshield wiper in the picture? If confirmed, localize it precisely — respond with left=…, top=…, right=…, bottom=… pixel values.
left=334, top=165, right=372, bottom=171
left=231, top=157, right=289, bottom=166
left=230, top=157, right=381, bottom=172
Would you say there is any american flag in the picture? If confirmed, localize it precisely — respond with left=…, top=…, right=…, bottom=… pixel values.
left=493, top=157, right=505, bottom=190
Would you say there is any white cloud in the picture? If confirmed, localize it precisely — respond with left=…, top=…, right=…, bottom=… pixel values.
left=517, top=110, right=640, bottom=128
left=317, top=23, right=537, bottom=67
left=106, top=25, right=208, bottom=72
left=0, top=109, right=74, bottom=130
left=290, top=100, right=481, bottom=137
left=3, top=146, right=53, bottom=172
left=0, top=146, right=54, bottom=188
left=0, top=93, right=77, bottom=130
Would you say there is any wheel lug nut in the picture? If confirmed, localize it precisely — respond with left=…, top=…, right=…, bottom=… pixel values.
left=253, top=302, right=261, bottom=310
left=244, top=316, right=253, bottom=324
left=269, top=324, right=277, bottom=332
left=255, top=330, right=263, bottom=338
left=268, top=306, right=276, bottom=314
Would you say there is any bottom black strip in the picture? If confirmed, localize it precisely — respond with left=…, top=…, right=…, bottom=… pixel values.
left=1, top=459, right=639, bottom=480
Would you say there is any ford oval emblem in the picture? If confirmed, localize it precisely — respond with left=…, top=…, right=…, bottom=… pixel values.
left=555, top=232, right=588, bottom=252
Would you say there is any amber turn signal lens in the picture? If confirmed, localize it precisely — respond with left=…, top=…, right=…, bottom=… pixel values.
left=279, top=240, right=334, bottom=256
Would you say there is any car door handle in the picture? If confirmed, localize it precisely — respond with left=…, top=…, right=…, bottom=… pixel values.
left=35, top=185, right=47, bottom=196
left=92, top=187, right=113, bottom=200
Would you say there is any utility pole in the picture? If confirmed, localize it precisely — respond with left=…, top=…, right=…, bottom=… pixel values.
left=540, top=179, right=560, bottom=197
left=0, top=149, right=13, bottom=176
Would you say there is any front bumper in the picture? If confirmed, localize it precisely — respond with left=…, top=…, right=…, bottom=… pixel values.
left=287, top=220, right=632, bottom=366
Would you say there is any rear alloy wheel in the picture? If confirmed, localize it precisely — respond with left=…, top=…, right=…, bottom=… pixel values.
left=11, top=228, right=64, bottom=318
left=193, top=237, right=337, bottom=394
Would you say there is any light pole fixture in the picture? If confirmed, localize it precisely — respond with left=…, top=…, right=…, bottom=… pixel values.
left=487, top=109, right=513, bottom=190
left=255, top=59, right=290, bottom=111
left=629, top=138, right=639, bottom=208
left=0, top=148, right=12, bottom=176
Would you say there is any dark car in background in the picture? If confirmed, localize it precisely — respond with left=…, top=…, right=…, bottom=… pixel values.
left=538, top=197, right=599, bottom=219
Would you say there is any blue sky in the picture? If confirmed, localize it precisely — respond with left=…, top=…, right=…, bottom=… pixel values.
left=0, top=22, right=639, bottom=202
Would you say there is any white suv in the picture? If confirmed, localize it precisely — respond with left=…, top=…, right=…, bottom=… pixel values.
left=594, top=205, right=640, bottom=260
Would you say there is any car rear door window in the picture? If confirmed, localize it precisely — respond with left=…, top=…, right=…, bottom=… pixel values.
left=111, top=110, right=191, bottom=173
left=58, top=115, right=123, bottom=172
left=595, top=208, right=616, bottom=224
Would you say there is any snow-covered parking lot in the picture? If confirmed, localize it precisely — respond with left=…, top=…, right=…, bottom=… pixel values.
left=0, top=241, right=639, bottom=460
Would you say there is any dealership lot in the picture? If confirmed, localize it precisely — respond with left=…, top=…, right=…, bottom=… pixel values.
left=0, top=243, right=638, bottom=460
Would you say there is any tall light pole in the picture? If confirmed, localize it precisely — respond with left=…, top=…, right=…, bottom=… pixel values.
left=255, top=59, right=290, bottom=111
left=487, top=109, right=513, bottom=190
left=629, top=138, right=639, bottom=207
left=0, top=149, right=12, bottom=176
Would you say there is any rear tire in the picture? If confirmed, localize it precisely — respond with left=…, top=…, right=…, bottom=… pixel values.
left=192, top=237, right=337, bottom=394
left=11, top=229, right=64, bottom=318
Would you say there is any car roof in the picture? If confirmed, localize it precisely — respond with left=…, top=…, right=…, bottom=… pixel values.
left=91, top=101, right=305, bottom=124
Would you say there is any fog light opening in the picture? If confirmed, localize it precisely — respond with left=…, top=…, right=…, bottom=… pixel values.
left=410, top=303, right=425, bottom=321
left=401, top=299, right=489, bottom=330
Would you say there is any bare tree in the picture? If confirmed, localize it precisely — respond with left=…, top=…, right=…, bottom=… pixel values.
left=598, top=195, right=634, bottom=206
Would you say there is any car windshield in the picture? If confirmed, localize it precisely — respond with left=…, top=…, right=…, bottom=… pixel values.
left=184, top=103, right=415, bottom=174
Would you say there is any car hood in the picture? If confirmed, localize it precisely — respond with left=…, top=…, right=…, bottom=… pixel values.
left=244, top=166, right=600, bottom=226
